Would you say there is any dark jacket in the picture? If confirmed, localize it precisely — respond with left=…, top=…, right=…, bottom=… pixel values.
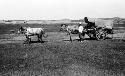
left=84, top=22, right=96, bottom=29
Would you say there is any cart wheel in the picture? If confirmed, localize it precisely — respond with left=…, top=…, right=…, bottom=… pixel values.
left=96, top=29, right=106, bottom=40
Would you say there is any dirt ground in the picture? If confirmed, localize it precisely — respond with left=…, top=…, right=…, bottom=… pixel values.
left=0, top=31, right=125, bottom=44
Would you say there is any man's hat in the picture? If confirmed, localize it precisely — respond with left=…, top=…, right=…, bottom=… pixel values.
left=79, top=22, right=82, bottom=24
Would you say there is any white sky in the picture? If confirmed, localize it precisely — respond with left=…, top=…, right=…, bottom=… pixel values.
left=0, top=0, right=125, bottom=20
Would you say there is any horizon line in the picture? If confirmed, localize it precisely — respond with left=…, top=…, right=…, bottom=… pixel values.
left=0, top=17, right=124, bottom=21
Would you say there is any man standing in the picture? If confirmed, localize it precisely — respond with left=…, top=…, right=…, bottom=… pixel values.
left=78, top=22, right=85, bottom=42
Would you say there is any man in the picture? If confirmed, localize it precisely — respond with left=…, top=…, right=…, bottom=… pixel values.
left=78, top=22, right=85, bottom=42
left=78, top=17, right=97, bottom=41
left=84, top=17, right=96, bottom=30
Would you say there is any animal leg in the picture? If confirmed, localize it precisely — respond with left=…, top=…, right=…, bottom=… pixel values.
left=70, top=35, right=72, bottom=42
left=38, top=34, right=43, bottom=43
left=25, top=35, right=31, bottom=44
left=69, top=33, right=72, bottom=42
left=37, top=35, right=40, bottom=42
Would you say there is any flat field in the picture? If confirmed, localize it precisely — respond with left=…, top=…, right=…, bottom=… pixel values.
left=0, top=23, right=125, bottom=76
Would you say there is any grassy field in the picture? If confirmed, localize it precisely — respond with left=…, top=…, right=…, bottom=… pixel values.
left=0, top=40, right=125, bottom=76
left=0, top=23, right=125, bottom=76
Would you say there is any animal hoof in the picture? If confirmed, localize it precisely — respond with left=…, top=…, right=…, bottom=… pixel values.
left=40, top=41, right=44, bottom=43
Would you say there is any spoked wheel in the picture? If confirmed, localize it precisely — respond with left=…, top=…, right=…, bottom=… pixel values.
left=96, top=28, right=106, bottom=41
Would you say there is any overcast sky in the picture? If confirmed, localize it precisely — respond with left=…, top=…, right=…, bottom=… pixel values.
left=0, top=0, right=125, bottom=20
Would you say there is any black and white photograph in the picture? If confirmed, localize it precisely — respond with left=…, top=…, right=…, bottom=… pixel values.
left=0, top=0, right=125, bottom=76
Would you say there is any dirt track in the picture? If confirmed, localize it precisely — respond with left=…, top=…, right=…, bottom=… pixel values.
left=0, top=32, right=125, bottom=44
left=0, top=32, right=79, bottom=44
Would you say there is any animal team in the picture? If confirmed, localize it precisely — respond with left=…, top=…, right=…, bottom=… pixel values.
left=18, top=17, right=113, bottom=43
